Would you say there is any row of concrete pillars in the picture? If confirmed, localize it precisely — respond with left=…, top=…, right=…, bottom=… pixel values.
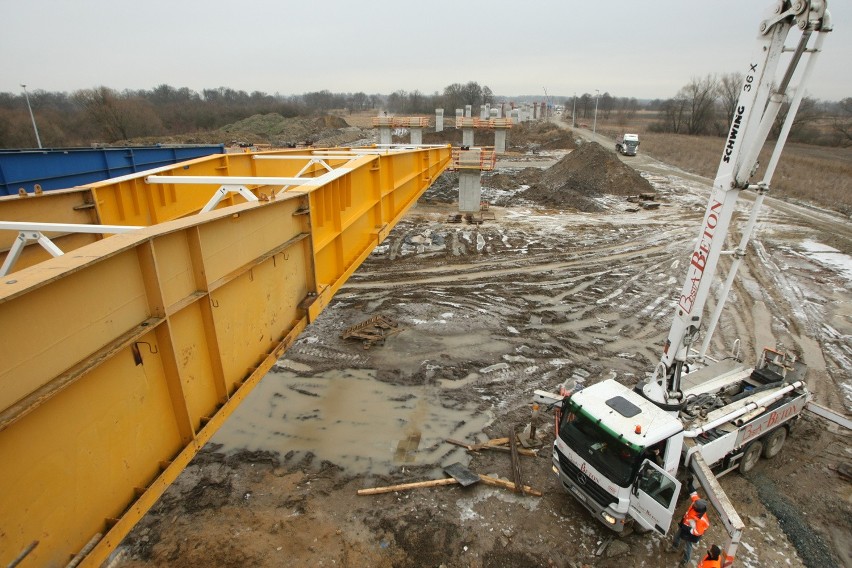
left=376, top=102, right=547, bottom=216
left=378, top=102, right=548, bottom=151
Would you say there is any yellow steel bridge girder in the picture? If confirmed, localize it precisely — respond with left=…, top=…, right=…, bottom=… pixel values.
left=0, top=145, right=452, bottom=567
left=0, top=149, right=335, bottom=274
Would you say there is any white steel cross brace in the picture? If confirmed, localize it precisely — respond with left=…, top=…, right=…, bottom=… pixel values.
left=0, top=221, right=141, bottom=277
left=144, top=175, right=313, bottom=213
left=251, top=155, right=349, bottom=194
left=199, top=185, right=258, bottom=213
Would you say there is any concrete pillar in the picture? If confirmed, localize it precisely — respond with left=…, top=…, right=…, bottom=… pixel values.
left=459, top=169, right=482, bottom=213
left=462, top=127, right=475, bottom=147
left=378, top=126, right=392, bottom=145
left=465, top=105, right=472, bottom=118
left=410, top=127, right=423, bottom=145
left=510, top=109, right=520, bottom=124
left=489, top=108, right=499, bottom=119
left=480, top=105, right=487, bottom=120
left=435, top=109, right=444, bottom=132
left=494, top=129, right=507, bottom=154
left=455, top=108, right=463, bottom=128
left=533, top=102, right=539, bottom=120
left=485, top=103, right=491, bottom=117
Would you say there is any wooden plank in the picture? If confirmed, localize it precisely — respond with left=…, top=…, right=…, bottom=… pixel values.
left=357, top=478, right=459, bottom=495
left=445, top=438, right=538, bottom=457
left=509, top=426, right=525, bottom=496
left=477, top=474, right=542, bottom=497
left=357, top=474, right=542, bottom=497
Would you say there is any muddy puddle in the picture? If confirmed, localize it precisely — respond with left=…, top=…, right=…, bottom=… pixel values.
left=212, top=367, right=493, bottom=476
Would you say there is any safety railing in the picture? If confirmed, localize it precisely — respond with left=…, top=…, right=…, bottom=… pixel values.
left=450, top=147, right=497, bottom=171
left=371, top=116, right=430, bottom=128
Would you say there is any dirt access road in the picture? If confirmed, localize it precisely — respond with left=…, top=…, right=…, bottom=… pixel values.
left=113, top=132, right=852, bottom=568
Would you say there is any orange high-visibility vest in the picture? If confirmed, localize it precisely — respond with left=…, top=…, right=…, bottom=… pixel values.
left=697, top=555, right=722, bottom=568
left=681, top=494, right=710, bottom=537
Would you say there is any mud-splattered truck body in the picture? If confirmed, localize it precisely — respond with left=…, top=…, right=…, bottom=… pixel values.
left=615, top=134, right=639, bottom=155
left=535, top=349, right=809, bottom=535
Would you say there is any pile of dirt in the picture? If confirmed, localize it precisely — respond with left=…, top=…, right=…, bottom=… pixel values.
left=484, top=168, right=542, bottom=190
left=420, top=129, right=463, bottom=146
left=125, top=114, right=369, bottom=148
left=519, top=141, right=654, bottom=211
left=508, top=122, right=577, bottom=151
left=219, top=113, right=366, bottom=147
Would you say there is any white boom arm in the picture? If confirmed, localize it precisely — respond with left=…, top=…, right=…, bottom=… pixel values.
left=644, top=0, right=832, bottom=407
left=688, top=452, right=745, bottom=567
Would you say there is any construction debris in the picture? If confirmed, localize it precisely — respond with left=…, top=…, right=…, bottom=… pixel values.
left=445, top=437, right=538, bottom=457
left=508, top=426, right=525, bottom=496
left=595, top=536, right=615, bottom=557
left=340, top=315, right=403, bottom=349
left=443, top=462, right=480, bottom=487
left=517, top=404, right=544, bottom=449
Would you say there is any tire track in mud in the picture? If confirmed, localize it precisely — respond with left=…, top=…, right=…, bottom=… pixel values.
left=347, top=243, right=672, bottom=289
left=334, top=216, right=702, bottom=394
left=739, top=229, right=851, bottom=410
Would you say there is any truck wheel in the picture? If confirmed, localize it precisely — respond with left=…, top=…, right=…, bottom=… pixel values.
left=762, top=428, right=787, bottom=459
left=739, top=441, right=763, bottom=474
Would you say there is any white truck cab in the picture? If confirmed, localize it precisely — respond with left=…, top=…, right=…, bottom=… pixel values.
left=615, top=133, right=640, bottom=156
left=543, top=381, right=684, bottom=534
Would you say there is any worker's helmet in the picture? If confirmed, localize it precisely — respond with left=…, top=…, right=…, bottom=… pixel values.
left=693, top=499, right=708, bottom=514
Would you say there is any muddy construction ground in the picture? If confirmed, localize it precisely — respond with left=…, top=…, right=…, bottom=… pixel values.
left=113, top=128, right=851, bottom=568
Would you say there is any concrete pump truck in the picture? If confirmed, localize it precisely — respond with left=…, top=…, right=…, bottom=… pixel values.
left=535, top=2, right=832, bottom=565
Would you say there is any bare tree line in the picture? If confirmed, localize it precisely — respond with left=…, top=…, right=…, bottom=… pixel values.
left=1, top=79, right=849, bottom=148
left=0, top=81, right=499, bottom=148
left=564, top=75, right=850, bottom=147
left=649, top=73, right=847, bottom=146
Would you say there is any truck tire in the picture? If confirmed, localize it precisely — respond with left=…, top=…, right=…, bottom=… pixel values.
left=762, top=427, right=787, bottom=459
left=739, top=440, right=763, bottom=474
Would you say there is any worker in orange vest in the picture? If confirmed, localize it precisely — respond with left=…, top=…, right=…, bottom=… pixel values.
left=670, top=477, right=710, bottom=566
left=697, top=544, right=723, bottom=568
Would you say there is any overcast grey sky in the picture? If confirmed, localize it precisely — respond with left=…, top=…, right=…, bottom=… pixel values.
left=1, top=0, right=848, bottom=102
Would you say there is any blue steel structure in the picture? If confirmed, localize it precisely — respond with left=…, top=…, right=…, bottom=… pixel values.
left=0, top=145, right=226, bottom=196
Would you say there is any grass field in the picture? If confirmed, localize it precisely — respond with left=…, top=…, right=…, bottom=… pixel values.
left=596, top=116, right=851, bottom=217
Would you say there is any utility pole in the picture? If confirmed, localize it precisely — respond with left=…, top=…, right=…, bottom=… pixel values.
left=21, top=84, right=43, bottom=149
left=592, top=89, right=600, bottom=139
left=572, top=93, right=576, bottom=129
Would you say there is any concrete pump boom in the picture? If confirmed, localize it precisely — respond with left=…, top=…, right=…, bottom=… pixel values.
left=643, top=0, right=832, bottom=407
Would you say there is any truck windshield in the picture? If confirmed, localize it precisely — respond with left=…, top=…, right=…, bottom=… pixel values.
left=559, top=402, right=643, bottom=487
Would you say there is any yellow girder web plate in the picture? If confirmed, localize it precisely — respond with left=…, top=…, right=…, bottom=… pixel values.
left=0, top=145, right=451, bottom=567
